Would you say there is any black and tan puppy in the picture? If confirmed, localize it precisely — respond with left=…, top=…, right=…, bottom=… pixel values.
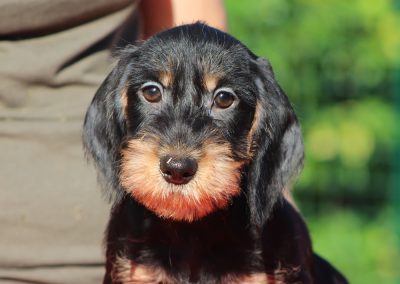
left=83, top=23, right=348, bottom=283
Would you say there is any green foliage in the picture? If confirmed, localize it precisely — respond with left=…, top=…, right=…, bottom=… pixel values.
left=225, top=0, right=400, bottom=282
left=299, top=98, right=397, bottom=193
left=226, top=0, right=400, bottom=106
left=307, top=210, right=400, bottom=284
left=225, top=0, right=399, bottom=198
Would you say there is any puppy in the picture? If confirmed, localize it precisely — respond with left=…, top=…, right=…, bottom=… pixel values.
left=83, top=23, right=348, bottom=284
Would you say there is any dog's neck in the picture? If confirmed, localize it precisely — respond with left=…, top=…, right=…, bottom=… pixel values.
left=106, top=195, right=265, bottom=278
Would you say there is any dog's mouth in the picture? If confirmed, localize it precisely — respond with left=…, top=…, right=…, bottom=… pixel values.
left=119, top=136, right=243, bottom=222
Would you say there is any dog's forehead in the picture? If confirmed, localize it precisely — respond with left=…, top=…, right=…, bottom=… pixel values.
left=135, top=34, right=252, bottom=87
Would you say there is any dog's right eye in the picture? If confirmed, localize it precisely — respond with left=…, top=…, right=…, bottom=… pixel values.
left=140, top=82, right=163, bottom=103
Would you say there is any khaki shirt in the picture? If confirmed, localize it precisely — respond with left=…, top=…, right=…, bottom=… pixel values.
left=0, top=1, right=138, bottom=283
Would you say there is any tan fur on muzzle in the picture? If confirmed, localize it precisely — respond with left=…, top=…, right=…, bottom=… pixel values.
left=120, top=136, right=243, bottom=222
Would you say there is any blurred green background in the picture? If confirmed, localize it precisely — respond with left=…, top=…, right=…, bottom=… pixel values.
left=225, top=0, right=400, bottom=283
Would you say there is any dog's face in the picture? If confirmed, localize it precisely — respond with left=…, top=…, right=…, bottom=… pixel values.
left=83, top=23, right=304, bottom=225
left=119, top=29, right=259, bottom=222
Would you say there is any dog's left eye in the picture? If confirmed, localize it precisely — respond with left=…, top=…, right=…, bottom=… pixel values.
left=140, top=82, right=163, bottom=103
left=213, top=88, right=237, bottom=109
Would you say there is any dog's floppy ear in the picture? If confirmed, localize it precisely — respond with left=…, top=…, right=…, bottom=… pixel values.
left=247, top=57, right=304, bottom=227
left=83, top=49, right=136, bottom=202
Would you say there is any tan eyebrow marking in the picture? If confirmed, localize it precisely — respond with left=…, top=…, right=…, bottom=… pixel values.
left=204, top=74, right=219, bottom=92
left=159, top=71, right=173, bottom=87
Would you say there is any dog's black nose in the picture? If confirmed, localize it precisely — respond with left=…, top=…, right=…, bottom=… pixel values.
left=160, top=155, right=198, bottom=185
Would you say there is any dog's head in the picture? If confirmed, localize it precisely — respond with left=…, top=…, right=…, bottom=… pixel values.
left=83, top=23, right=303, bottom=226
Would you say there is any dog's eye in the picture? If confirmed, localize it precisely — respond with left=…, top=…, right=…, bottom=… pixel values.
left=140, top=82, right=163, bottom=103
left=213, top=89, right=236, bottom=109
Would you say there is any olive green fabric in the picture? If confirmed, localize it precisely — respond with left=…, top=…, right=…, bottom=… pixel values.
left=0, top=1, right=138, bottom=283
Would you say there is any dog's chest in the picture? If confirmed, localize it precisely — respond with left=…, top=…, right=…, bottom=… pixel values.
left=111, top=256, right=270, bottom=284
left=111, top=217, right=267, bottom=283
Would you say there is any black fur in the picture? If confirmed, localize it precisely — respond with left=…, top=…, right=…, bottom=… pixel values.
left=83, top=23, right=348, bottom=283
